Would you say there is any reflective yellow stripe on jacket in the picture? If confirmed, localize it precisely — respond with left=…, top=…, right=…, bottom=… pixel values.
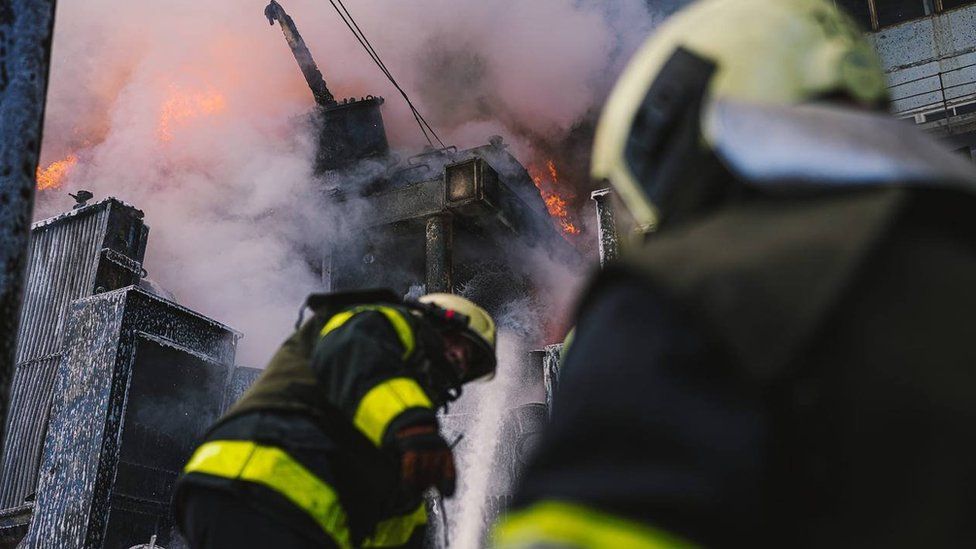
left=352, top=377, right=432, bottom=446
left=364, top=503, right=427, bottom=547
left=321, top=305, right=416, bottom=359
left=184, top=440, right=352, bottom=549
left=493, top=500, right=698, bottom=549
left=320, top=306, right=432, bottom=446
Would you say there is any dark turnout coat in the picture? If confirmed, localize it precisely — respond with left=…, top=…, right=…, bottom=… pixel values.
left=502, top=104, right=976, bottom=548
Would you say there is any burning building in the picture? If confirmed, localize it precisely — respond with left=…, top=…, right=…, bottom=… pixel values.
left=0, top=0, right=591, bottom=546
left=263, top=3, right=581, bottom=542
left=262, top=0, right=578, bottom=301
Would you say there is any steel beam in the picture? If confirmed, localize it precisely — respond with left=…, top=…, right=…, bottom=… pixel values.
left=425, top=213, right=453, bottom=293
left=590, top=188, right=619, bottom=267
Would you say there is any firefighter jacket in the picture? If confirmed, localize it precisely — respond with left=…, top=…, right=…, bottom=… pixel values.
left=497, top=187, right=976, bottom=545
left=177, top=296, right=444, bottom=548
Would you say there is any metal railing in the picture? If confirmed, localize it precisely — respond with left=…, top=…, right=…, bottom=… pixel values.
left=888, top=60, right=976, bottom=126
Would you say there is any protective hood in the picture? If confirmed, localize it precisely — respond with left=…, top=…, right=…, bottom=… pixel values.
left=705, top=100, right=976, bottom=192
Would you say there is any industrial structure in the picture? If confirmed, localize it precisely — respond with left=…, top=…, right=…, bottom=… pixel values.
left=0, top=199, right=251, bottom=548
left=839, top=0, right=976, bottom=151
left=6, top=2, right=969, bottom=548
left=0, top=2, right=572, bottom=546
left=17, top=0, right=966, bottom=546
left=264, top=0, right=576, bottom=300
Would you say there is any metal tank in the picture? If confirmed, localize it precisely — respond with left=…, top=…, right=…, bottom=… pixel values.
left=21, top=286, right=239, bottom=549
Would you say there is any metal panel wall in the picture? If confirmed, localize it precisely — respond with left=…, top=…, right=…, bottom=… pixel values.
left=15, top=206, right=109, bottom=363
left=15, top=198, right=146, bottom=363
left=871, top=3, right=976, bottom=124
left=223, top=366, right=262, bottom=411
left=0, top=199, right=147, bottom=514
left=23, top=287, right=238, bottom=549
left=0, top=356, right=59, bottom=508
left=106, top=334, right=230, bottom=549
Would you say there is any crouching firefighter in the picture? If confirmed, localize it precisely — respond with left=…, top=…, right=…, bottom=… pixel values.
left=174, top=290, right=496, bottom=548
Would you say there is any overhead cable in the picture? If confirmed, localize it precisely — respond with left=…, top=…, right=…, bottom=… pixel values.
left=326, top=0, right=447, bottom=148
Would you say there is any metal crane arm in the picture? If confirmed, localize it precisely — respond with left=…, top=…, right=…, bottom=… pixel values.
left=265, top=0, right=337, bottom=108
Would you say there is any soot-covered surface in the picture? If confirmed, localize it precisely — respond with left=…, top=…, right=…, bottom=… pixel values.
left=1, top=198, right=147, bottom=514
left=21, top=287, right=237, bottom=549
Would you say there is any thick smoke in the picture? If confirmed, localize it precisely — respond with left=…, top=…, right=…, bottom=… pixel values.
left=36, top=0, right=668, bottom=362
left=33, top=0, right=685, bottom=546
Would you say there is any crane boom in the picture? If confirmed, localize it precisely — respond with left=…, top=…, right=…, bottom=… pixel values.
left=264, top=0, right=337, bottom=108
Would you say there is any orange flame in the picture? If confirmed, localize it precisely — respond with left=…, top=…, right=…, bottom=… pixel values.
left=157, top=84, right=226, bottom=142
left=36, top=154, right=79, bottom=191
left=531, top=159, right=580, bottom=237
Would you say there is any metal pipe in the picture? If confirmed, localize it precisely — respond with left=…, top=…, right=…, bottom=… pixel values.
left=265, top=1, right=337, bottom=108
left=0, top=0, right=58, bottom=453
left=867, top=0, right=879, bottom=31
left=543, top=344, right=562, bottom=417
left=425, top=213, right=453, bottom=293
left=590, top=188, right=619, bottom=267
left=938, top=69, right=954, bottom=135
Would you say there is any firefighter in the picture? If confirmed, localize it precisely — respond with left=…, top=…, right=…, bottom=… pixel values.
left=494, top=0, right=976, bottom=547
left=175, top=290, right=496, bottom=548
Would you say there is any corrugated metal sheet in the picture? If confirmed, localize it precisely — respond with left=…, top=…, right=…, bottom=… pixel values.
left=1, top=198, right=147, bottom=514
left=16, top=205, right=109, bottom=363
left=0, top=356, right=60, bottom=508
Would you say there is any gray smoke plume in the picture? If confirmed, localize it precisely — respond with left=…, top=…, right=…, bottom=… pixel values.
left=32, top=0, right=683, bottom=546
left=34, top=0, right=667, bottom=363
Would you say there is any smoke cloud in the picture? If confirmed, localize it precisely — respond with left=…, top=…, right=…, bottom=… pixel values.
left=32, top=0, right=689, bottom=546
left=35, top=0, right=672, bottom=363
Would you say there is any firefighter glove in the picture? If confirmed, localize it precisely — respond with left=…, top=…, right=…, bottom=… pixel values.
left=393, top=423, right=456, bottom=497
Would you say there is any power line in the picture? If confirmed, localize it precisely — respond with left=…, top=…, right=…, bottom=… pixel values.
left=325, top=0, right=447, bottom=148
left=331, top=0, right=443, bottom=147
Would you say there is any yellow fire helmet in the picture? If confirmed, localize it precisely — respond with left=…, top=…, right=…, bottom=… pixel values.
left=418, top=293, right=497, bottom=381
left=591, top=0, right=888, bottom=233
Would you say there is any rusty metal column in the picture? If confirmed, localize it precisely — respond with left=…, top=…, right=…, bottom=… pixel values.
left=590, top=188, right=619, bottom=267
left=0, top=0, right=58, bottom=451
left=425, top=213, right=453, bottom=293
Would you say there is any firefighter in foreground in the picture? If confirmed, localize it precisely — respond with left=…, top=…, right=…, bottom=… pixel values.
left=495, top=0, right=976, bottom=546
left=174, top=290, right=496, bottom=548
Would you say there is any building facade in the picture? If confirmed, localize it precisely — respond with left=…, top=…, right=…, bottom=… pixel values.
left=837, top=0, right=976, bottom=150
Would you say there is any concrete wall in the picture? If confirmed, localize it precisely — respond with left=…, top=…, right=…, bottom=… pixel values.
left=870, top=4, right=976, bottom=116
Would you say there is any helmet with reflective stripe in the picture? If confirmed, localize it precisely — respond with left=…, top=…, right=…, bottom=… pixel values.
left=591, top=0, right=887, bottom=233
left=418, top=293, right=497, bottom=381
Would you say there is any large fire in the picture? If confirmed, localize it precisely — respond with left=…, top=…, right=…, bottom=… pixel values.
left=531, top=159, right=580, bottom=237
left=36, top=154, right=79, bottom=191
left=36, top=83, right=228, bottom=192
left=157, top=83, right=227, bottom=142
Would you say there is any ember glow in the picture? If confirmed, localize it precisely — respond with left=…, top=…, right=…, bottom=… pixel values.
left=157, top=84, right=227, bottom=142
left=36, top=154, right=79, bottom=191
left=531, top=159, right=581, bottom=237
left=35, top=83, right=228, bottom=192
